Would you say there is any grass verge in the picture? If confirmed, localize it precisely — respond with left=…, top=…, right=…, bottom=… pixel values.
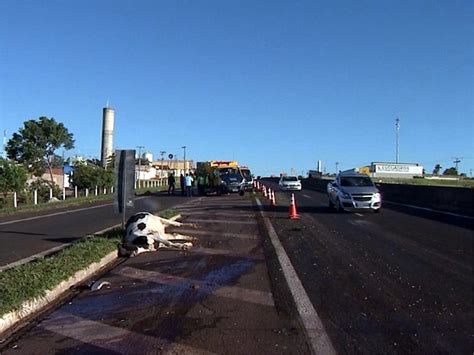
left=0, top=208, right=179, bottom=318
left=0, top=230, right=121, bottom=316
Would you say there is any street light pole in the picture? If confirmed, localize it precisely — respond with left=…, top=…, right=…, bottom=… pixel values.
left=160, top=151, right=166, bottom=179
left=395, top=117, right=400, bottom=163
left=181, top=146, right=187, bottom=173
left=137, top=145, right=144, bottom=188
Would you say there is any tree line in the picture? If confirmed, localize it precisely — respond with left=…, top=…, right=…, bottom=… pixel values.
left=1, top=116, right=114, bottom=205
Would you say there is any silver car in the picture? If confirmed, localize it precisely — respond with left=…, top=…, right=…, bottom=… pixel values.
left=327, top=172, right=382, bottom=212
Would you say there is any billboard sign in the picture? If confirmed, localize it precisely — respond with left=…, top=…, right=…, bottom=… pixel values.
left=374, top=163, right=423, bottom=175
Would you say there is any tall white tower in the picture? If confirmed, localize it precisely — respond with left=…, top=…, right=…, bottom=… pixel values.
left=101, top=107, right=115, bottom=167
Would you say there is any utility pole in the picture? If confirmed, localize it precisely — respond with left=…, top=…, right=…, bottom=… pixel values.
left=395, top=117, right=400, bottom=163
left=453, top=157, right=462, bottom=174
left=160, top=151, right=166, bottom=178
left=335, top=162, right=339, bottom=174
left=136, top=145, right=144, bottom=187
left=181, top=146, right=187, bottom=173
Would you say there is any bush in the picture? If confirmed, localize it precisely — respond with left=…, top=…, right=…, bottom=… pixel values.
left=28, top=179, right=61, bottom=203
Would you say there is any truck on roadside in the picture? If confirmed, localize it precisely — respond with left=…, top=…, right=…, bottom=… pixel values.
left=195, top=161, right=246, bottom=195
left=240, top=166, right=254, bottom=192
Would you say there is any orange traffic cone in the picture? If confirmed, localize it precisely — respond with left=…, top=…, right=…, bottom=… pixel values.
left=289, top=193, right=300, bottom=219
left=268, top=188, right=272, bottom=200
left=270, top=190, right=276, bottom=206
left=263, top=186, right=267, bottom=198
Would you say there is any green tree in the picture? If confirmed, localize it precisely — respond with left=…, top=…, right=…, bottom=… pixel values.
left=433, top=164, right=442, bottom=175
left=443, top=167, right=458, bottom=176
left=6, top=117, right=74, bottom=183
left=0, top=158, right=28, bottom=199
left=72, top=162, right=115, bottom=190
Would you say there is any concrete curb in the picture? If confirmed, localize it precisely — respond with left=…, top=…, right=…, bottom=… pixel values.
left=0, top=250, right=118, bottom=336
left=0, top=212, right=183, bottom=337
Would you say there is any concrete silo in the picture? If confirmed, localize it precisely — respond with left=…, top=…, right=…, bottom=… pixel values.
left=101, top=107, right=115, bottom=167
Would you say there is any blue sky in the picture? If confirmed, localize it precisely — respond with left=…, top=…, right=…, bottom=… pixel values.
left=1, top=0, right=473, bottom=176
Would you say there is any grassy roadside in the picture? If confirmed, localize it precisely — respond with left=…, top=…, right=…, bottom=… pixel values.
left=0, top=208, right=178, bottom=317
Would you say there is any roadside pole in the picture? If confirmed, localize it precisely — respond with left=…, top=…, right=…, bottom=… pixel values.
left=114, top=149, right=136, bottom=229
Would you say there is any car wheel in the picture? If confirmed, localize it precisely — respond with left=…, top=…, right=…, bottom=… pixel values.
left=328, top=198, right=334, bottom=209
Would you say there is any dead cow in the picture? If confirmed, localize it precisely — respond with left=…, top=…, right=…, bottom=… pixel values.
left=120, top=212, right=197, bottom=257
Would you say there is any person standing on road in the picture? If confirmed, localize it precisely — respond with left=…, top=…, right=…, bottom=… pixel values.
left=185, top=173, right=194, bottom=197
left=180, top=174, right=185, bottom=196
left=167, top=173, right=176, bottom=195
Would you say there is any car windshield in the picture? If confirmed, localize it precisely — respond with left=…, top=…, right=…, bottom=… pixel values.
left=340, top=176, right=374, bottom=187
left=284, top=177, right=298, bottom=182
left=241, top=169, right=251, bottom=180
left=221, top=173, right=243, bottom=183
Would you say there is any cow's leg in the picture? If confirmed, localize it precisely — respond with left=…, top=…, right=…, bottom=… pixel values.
left=168, top=233, right=195, bottom=242
left=159, top=217, right=198, bottom=229
left=157, top=239, right=193, bottom=250
left=150, top=233, right=192, bottom=250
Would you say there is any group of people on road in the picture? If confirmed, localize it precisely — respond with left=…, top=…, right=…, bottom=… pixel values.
left=167, top=172, right=194, bottom=197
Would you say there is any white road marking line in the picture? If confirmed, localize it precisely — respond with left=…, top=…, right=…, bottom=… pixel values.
left=117, top=266, right=274, bottom=307
left=173, top=229, right=257, bottom=240
left=302, top=194, right=312, bottom=199
left=256, top=197, right=336, bottom=355
left=0, top=196, right=148, bottom=226
left=355, top=213, right=364, bottom=217
left=185, top=219, right=257, bottom=225
left=41, top=312, right=214, bottom=354
left=384, top=201, right=474, bottom=220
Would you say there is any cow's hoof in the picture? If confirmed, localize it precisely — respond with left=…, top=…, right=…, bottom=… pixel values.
left=181, top=243, right=193, bottom=250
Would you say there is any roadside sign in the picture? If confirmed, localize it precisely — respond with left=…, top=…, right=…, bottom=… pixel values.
left=114, top=150, right=136, bottom=228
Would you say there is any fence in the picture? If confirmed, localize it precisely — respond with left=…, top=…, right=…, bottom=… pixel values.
left=3, top=178, right=168, bottom=210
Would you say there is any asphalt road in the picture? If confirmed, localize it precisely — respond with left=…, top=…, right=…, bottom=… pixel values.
left=1, top=194, right=309, bottom=354
left=262, top=181, right=473, bottom=354
left=0, top=192, right=189, bottom=268
left=1, top=185, right=472, bottom=353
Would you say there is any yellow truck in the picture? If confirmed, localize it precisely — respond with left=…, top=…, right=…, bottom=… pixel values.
left=196, top=161, right=246, bottom=195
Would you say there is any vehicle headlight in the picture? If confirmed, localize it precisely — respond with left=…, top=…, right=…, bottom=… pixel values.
left=374, top=193, right=381, bottom=200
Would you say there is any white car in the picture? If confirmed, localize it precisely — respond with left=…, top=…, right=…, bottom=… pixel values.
left=279, top=176, right=302, bottom=191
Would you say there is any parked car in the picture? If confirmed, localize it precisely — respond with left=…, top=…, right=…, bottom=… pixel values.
left=279, top=176, right=302, bottom=191
left=327, top=171, right=381, bottom=212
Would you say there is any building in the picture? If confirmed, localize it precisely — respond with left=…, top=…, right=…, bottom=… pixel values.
left=100, top=107, right=115, bottom=167
left=151, top=159, right=195, bottom=178
left=365, top=162, right=424, bottom=179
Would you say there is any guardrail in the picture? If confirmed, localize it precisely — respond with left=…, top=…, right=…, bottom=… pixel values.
left=262, top=177, right=474, bottom=217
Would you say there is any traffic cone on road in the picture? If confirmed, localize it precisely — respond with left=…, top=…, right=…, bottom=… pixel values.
left=289, top=193, right=300, bottom=219
left=268, top=188, right=272, bottom=200
left=263, top=186, right=267, bottom=198
left=270, top=190, right=276, bottom=206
